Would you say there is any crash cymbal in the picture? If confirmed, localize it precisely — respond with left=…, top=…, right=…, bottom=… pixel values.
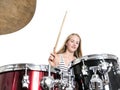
left=0, top=0, right=36, bottom=35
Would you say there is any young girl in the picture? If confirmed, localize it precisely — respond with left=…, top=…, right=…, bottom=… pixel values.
left=48, top=33, right=82, bottom=89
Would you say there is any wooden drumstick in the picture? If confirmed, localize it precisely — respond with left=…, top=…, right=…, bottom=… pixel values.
left=48, top=11, right=67, bottom=77
left=54, top=11, right=67, bottom=53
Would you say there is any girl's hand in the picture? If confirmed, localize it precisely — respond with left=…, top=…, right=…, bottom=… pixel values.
left=49, top=53, right=55, bottom=61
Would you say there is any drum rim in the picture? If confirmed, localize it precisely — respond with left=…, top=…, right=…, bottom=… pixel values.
left=0, top=63, right=54, bottom=73
left=82, top=53, right=118, bottom=60
left=72, top=53, right=118, bottom=65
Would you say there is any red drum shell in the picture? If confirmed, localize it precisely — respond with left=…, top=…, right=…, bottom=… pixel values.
left=0, top=64, right=58, bottom=90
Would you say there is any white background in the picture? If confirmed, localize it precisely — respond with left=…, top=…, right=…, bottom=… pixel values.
left=0, top=0, right=120, bottom=66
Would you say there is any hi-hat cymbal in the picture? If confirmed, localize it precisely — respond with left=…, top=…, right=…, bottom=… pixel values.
left=0, top=0, right=36, bottom=35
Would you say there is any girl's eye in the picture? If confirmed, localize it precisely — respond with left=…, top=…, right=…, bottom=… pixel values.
left=76, top=41, right=79, bottom=44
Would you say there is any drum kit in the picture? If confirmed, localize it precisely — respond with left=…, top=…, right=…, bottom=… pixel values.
left=0, top=53, right=120, bottom=90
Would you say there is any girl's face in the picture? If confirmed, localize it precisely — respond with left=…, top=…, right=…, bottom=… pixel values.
left=66, top=35, right=80, bottom=53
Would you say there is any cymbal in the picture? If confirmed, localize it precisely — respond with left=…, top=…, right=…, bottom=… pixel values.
left=0, top=0, right=36, bottom=35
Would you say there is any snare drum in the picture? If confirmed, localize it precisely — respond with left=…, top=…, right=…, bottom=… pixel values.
left=0, top=63, right=58, bottom=90
left=72, top=54, right=120, bottom=90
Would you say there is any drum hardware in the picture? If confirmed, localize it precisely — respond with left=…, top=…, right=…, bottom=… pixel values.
left=65, top=69, right=75, bottom=90
left=22, top=64, right=30, bottom=88
left=53, top=69, right=66, bottom=89
left=58, top=70, right=68, bottom=89
left=40, top=76, right=55, bottom=89
left=89, top=74, right=103, bottom=90
left=58, top=68, right=75, bottom=90
left=40, top=64, right=56, bottom=89
left=99, top=60, right=108, bottom=71
left=40, top=65, right=64, bottom=89
left=115, top=62, right=120, bottom=75
left=102, top=73, right=110, bottom=86
left=89, top=66, right=103, bottom=90
left=98, top=61, right=112, bottom=74
left=58, top=65, right=76, bottom=89
left=116, top=67, right=120, bottom=74
left=81, top=59, right=88, bottom=76
left=40, top=75, right=60, bottom=89
left=48, top=64, right=51, bottom=77
left=40, top=68, right=75, bottom=90
left=98, top=61, right=112, bottom=87
left=107, top=63, right=113, bottom=73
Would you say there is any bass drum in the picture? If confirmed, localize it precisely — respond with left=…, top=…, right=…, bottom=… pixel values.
left=0, top=63, right=59, bottom=90
left=72, top=54, right=120, bottom=90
